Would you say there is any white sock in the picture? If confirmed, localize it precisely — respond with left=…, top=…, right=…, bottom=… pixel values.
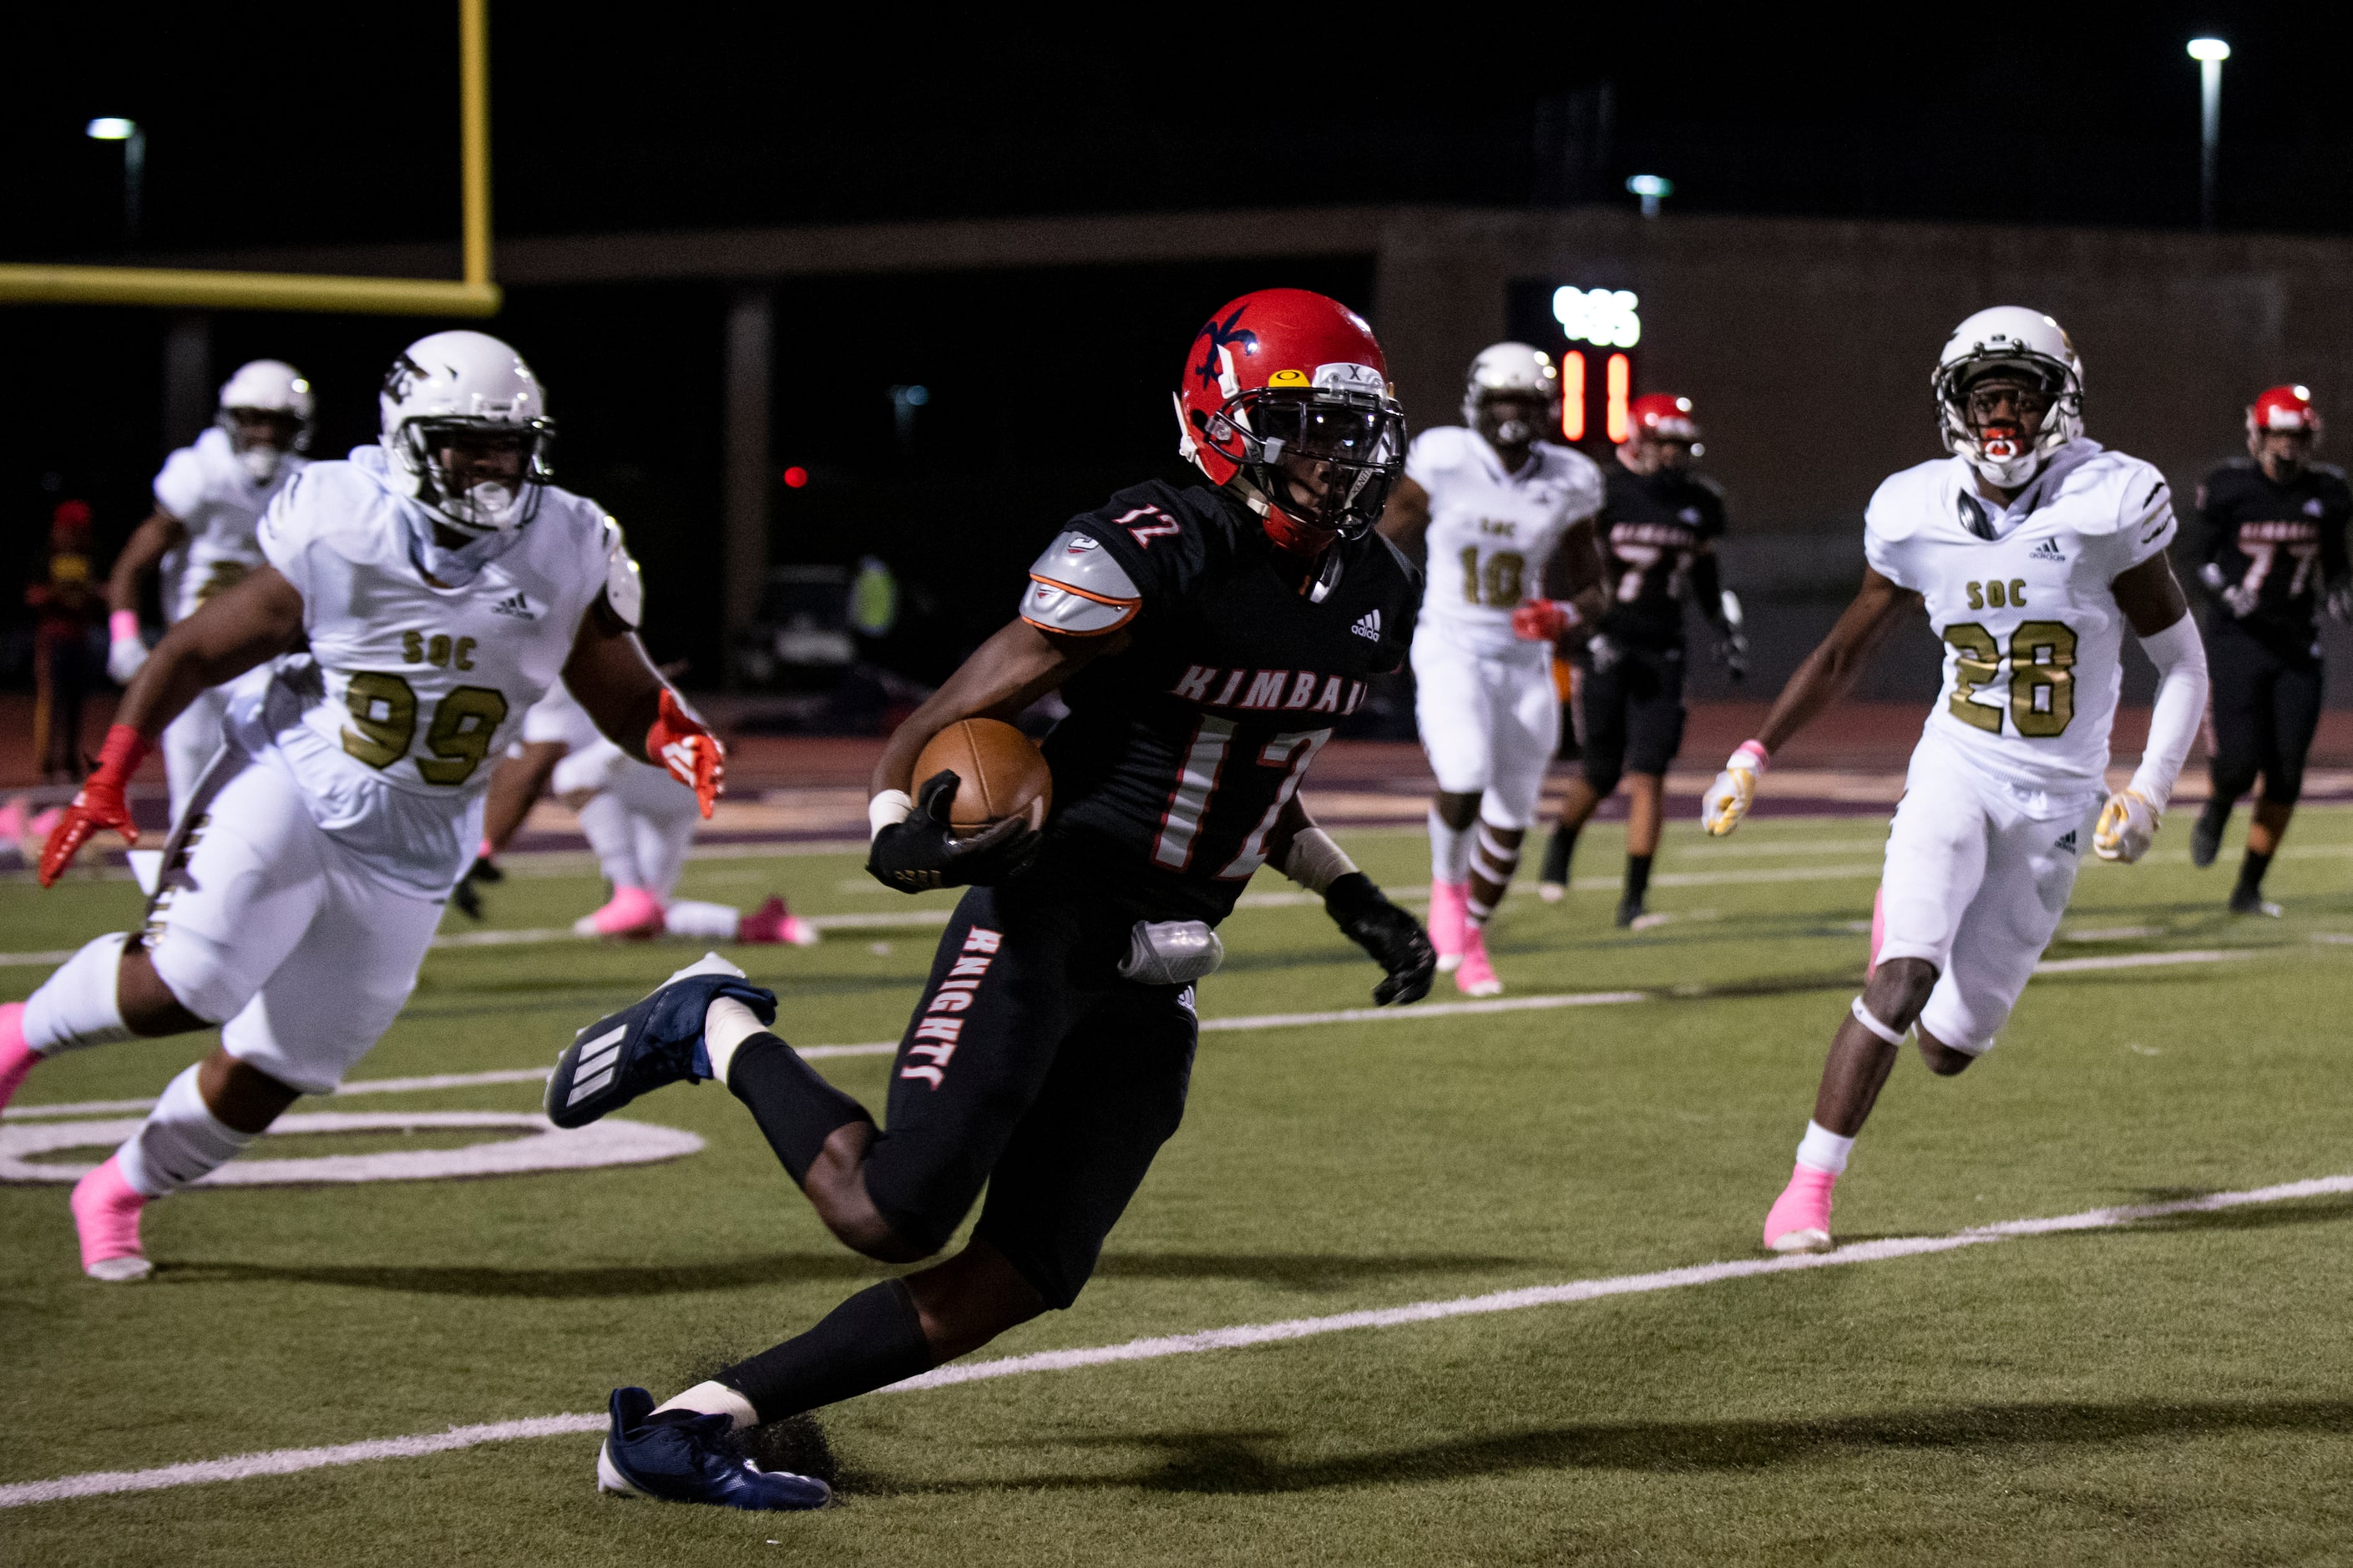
left=114, top=1064, right=259, bottom=1197
left=1429, top=805, right=1471, bottom=885
left=662, top=899, right=741, bottom=940
left=1795, top=1120, right=1855, bottom=1176
left=23, top=933, right=134, bottom=1054
left=703, top=996, right=770, bottom=1085
left=654, top=1379, right=758, bottom=1432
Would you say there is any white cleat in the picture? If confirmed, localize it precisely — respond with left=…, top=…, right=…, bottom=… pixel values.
left=1765, top=1227, right=1833, bottom=1255
left=85, top=1255, right=154, bottom=1282
left=1536, top=881, right=1566, bottom=904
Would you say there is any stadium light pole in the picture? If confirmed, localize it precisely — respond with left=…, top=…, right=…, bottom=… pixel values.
left=2188, top=38, right=2229, bottom=231
left=85, top=118, right=144, bottom=245
left=1626, top=173, right=1672, bottom=219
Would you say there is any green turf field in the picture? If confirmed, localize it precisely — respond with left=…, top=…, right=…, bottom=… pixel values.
left=6, top=807, right=2353, bottom=1565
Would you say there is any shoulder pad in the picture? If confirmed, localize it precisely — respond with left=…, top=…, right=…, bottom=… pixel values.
left=1020, top=529, right=1141, bottom=635
left=600, top=516, right=643, bottom=628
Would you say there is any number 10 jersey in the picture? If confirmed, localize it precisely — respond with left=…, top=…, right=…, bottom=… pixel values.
left=1404, top=427, right=1602, bottom=659
left=1865, top=440, right=2178, bottom=795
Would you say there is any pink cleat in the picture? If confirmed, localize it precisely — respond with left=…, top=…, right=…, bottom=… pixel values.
left=737, top=895, right=819, bottom=948
left=1429, top=880, right=1469, bottom=974
left=0, top=796, right=26, bottom=843
left=1763, top=1163, right=1838, bottom=1253
left=1454, top=923, right=1502, bottom=997
left=72, top=1155, right=153, bottom=1282
left=576, top=885, right=666, bottom=939
left=0, top=1003, right=36, bottom=1114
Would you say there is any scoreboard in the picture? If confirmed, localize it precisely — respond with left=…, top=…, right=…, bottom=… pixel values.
left=1504, top=279, right=1642, bottom=448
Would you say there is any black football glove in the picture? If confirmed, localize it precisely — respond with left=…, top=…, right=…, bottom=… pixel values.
left=450, top=856, right=500, bottom=920
left=1715, top=628, right=1749, bottom=683
left=867, top=770, right=1041, bottom=894
left=1323, top=871, right=1435, bottom=1006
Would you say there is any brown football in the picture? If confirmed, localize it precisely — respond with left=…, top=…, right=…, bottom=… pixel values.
left=912, top=718, right=1053, bottom=834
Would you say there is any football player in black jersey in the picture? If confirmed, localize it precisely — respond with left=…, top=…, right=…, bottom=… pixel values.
left=2189, top=384, right=2353, bottom=915
left=1534, top=394, right=1746, bottom=926
left=551, top=289, right=1436, bottom=1510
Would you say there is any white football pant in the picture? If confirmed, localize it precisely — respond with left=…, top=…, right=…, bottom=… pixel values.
left=570, top=755, right=701, bottom=898
left=1875, top=729, right=2101, bottom=1054
left=160, top=685, right=231, bottom=827
left=144, top=756, right=445, bottom=1095
left=1410, top=625, right=1558, bottom=830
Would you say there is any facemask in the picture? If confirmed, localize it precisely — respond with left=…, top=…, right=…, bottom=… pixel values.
left=238, top=444, right=283, bottom=484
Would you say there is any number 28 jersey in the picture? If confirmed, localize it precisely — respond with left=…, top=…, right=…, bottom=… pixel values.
left=1404, top=427, right=1602, bottom=658
left=232, top=448, right=620, bottom=894
left=1020, top=480, right=1421, bottom=923
left=1865, top=440, right=2177, bottom=794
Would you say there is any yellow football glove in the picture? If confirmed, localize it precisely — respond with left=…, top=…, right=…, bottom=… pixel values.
left=2092, top=788, right=2158, bottom=863
left=1702, top=741, right=1769, bottom=837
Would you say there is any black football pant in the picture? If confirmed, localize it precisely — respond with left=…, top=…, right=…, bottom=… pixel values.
left=858, top=856, right=1199, bottom=1310
left=1578, top=641, right=1688, bottom=797
left=2207, top=619, right=2323, bottom=808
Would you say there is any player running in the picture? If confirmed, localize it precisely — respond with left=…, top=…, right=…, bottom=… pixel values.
left=1703, top=307, right=2208, bottom=1254
left=1378, top=343, right=1602, bottom=994
left=465, top=677, right=816, bottom=944
left=1535, top=393, right=1746, bottom=925
left=2188, top=384, right=2351, bottom=915
left=547, top=290, right=1435, bottom=1512
left=107, top=360, right=315, bottom=824
left=0, top=331, right=724, bottom=1282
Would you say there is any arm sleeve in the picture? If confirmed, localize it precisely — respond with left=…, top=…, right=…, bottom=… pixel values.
left=2126, top=615, right=2208, bottom=812
left=152, top=448, right=205, bottom=522
left=1690, top=548, right=1725, bottom=628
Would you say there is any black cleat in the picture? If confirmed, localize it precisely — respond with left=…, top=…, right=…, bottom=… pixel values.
left=2229, top=886, right=2282, bottom=918
left=545, top=954, right=777, bottom=1128
left=1614, top=895, right=1645, bottom=928
left=597, top=1388, right=829, bottom=1511
left=2190, top=805, right=2228, bottom=869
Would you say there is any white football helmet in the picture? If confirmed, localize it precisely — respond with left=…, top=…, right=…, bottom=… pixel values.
left=1461, top=341, right=1561, bottom=444
left=379, top=330, right=554, bottom=534
left=1932, top=306, right=2084, bottom=488
left=215, top=359, right=315, bottom=483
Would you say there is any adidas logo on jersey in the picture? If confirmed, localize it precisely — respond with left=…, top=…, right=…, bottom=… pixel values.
left=1350, top=609, right=1382, bottom=642
left=490, top=591, right=537, bottom=620
left=2055, top=829, right=2078, bottom=854
left=2029, top=538, right=2067, bottom=563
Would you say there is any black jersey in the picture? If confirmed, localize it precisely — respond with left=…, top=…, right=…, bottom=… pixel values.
left=2198, top=458, right=2351, bottom=652
left=1595, top=463, right=1728, bottom=647
left=1028, top=479, right=1419, bottom=923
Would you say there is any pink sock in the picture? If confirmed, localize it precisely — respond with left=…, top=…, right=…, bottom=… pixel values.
left=0, top=1003, right=34, bottom=1114
left=72, top=1154, right=149, bottom=1277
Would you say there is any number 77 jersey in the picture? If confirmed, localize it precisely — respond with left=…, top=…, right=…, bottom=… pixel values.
left=1865, top=441, right=2178, bottom=793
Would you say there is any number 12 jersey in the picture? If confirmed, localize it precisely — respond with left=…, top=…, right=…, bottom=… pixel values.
left=1865, top=440, right=2177, bottom=794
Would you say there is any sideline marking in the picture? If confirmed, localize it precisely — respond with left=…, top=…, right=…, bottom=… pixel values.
left=6, top=1171, right=2345, bottom=1510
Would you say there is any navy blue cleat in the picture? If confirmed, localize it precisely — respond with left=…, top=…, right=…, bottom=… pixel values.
left=544, top=953, right=777, bottom=1129
left=597, top=1387, right=830, bottom=1511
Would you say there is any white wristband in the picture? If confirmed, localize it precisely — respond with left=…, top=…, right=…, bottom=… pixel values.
left=868, top=789, right=913, bottom=840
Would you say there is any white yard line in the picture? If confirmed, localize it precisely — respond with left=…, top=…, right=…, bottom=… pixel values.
left=5, top=1170, right=2345, bottom=1510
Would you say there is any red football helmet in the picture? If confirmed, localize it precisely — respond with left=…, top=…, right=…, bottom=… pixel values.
left=2248, top=384, right=2320, bottom=439
left=1174, top=288, right=1406, bottom=554
left=1626, top=393, right=1701, bottom=443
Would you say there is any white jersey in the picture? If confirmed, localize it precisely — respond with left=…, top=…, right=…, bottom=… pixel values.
left=151, top=427, right=306, bottom=623
left=1405, top=426, right=1603, bottom=659
left=229, top=448, right=623, bottom=895
left=1865, top=440, right=2177, bottom=795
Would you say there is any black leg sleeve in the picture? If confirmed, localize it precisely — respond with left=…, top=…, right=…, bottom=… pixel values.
left=729, top=1035, right=874, bottom=1187
left=718, top=1279, right=934, bottom=1423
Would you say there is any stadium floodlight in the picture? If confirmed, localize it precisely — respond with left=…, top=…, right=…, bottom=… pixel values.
left=84, top=118, right=135, bottom=140
left=2189, top=38, right=2229, bottom=230
left=85, top=118, right=146, bottom=244
left=1626, top=173, right=1673, bottom=218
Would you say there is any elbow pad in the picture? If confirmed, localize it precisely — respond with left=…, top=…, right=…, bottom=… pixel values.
left=1020, top=529, right=1141, bottom=635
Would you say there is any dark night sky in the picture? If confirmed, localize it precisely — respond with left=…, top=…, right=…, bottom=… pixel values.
left=11, top=9, right=2353, bottom=254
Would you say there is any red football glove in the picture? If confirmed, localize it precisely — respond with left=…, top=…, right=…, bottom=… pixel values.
left=648, top=688, right=723, bottom=819
left=40, top=724, right=151, bottom=888
left=1511, top=599, right=1581, bottom=642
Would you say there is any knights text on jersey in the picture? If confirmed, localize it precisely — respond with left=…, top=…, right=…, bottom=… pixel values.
left=1404, top=427, right=1602, bottom=658
left=2197, top=458, right=2351, bottom=652
left=151, top=427, right=306, bottom=623
left=1024, top=480, right=1419, bottom=922
left=1596, top=463, right=1728, bottom=646
left=235, top=453, right=615, bottom=894
left=1865, top=441, right=2176, bottom=793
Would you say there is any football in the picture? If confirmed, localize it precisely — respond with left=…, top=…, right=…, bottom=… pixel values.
left=912, top=717, right=1053, bottom=833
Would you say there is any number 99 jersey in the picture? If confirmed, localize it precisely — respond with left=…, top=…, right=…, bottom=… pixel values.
left=1404, top=427, right=1603, bottom=657
left=235, top=451, right=621, bottom=895
left=1865, top=440, right=2178, bottom=794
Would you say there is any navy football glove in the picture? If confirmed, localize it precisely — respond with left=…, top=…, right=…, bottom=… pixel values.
left=1323, top=871, right=1435, bottom=1006
left=867, top=770, right=1041, bottom=893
